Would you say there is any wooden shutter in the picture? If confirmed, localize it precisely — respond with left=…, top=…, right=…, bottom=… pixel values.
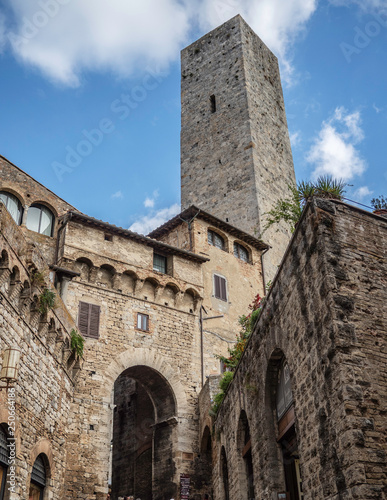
left=220, top=277, right=227, bottom=301
left=89, top=304, right=100, bottom=338
left=78, top=302, right=100, bottom=338
left=214, top=275, right=227, bottom=301
left=78, top=302, right=90, bottom=337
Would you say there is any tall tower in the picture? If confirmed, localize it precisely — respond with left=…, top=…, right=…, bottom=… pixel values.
left=180, top=15, right=296, bottom=281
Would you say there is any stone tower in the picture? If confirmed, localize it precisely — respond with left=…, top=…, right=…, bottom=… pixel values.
left=180, top=15, right=296, bottom=281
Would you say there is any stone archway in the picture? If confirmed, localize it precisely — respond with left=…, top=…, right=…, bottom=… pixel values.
left=111, top=365, right=177, bottom=500
left=103, top=345, right=193, bottom=500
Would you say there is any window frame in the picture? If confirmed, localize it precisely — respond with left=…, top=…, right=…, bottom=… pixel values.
left=0, top=191, right=23, bottom=225
left=153, top=253, right=167, bottom=274
left=208, top=229, right=225, bottom=251
left=26, top=203, right=55, bottom=237
left=136, top=313, right=149, bottom=332
left=214, top=274, right=227, bottom=302
left=233, top=242, right=249, bottom=263
left=78, top=301, right=101, bottom=339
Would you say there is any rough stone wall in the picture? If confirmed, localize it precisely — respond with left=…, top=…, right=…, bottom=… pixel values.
left=205, top=200, right=387, bottom=500
left=0, top=205, right=78, bottom=499
left=59, top=220, right=208, bottom=499
left=180, top=15, right=296, bottom=281
left=151, top=216, right=265, bottom=345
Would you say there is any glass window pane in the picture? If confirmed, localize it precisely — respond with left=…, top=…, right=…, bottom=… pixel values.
left=0, top=192, right=22, bottom=225
left=153, top=254, right=167, bottom=273
left=26, top=206, right=41, bottom=233
left=40, top=207, right=53, bottom=236
left=214, top=234, right=223, bottom=249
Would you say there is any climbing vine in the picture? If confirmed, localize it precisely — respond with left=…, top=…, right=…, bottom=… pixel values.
left=210, top=291, right=266, bottom=416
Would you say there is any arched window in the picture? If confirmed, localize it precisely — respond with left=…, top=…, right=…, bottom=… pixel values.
left=220, top=446, right=230, bottom=500
left=237, top=411, right=255, bottom=500
left=276, top=360, right=303, bottom=500
left=26, top=204, right=55, bottom=236
left=208, top=229, right=225, bottom=250
left=0, top=425, right=8, bottom=499
left=29, top=454, right=47, bottom=500
left=234, top=242, right=249, bottom=262
left=0, top=191, right=23, bottom=225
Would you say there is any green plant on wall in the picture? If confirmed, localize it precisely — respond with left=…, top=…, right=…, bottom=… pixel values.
left=38, top=288, right=56, bottom=314
left=371, top=195, right=387, bottom=210
left=31, top=270, right=46, bottom=288
left=263, top=175, right=346, bottom=235
left=210, top=291, right=266, bottom=416
left=70, top=329, right=85, bottom=358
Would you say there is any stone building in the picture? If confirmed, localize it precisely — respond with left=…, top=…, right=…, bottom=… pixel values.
left=0, top=13, right=386, bottom=500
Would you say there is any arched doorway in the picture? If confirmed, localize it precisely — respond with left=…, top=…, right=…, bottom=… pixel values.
left=220, top=446, right=230, bottom=500
left=111, top=365, right=177, bottom=500
left=29, top=454, right=49, bottom=500
left=276, top=358, right=303, bottom=500
left=237, top=411, right=255, bottom=500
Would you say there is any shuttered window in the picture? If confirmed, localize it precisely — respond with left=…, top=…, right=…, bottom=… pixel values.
left=214, top=274, right=227, bottom=301
left=78, top=301, right=100, bottom=339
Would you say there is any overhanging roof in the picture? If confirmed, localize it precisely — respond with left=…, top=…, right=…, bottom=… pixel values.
left=61, top=211, right=209, bottom=264
left=148, top=205, right=269, bottom=251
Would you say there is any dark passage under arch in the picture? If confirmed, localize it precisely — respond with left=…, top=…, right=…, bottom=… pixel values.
left=111, top=365, right=177, bottom=500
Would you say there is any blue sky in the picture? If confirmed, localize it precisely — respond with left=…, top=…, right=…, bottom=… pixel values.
left=0, top=0, right=386, bottom=234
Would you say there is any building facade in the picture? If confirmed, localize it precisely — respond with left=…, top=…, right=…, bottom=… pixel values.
left=0, top=14, right=385, bottom=500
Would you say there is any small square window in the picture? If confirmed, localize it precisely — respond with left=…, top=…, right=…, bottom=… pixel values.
left=137, top=313, right=149, bottom=332
left=104, top=234, right=113, bottom=242
left=153, top=253, right=167, bottom=273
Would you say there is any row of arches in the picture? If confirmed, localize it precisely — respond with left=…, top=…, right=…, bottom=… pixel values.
left=210, top=354, right=303, bottom=500
left=0, top=191, right=55, bottom=237
left=71, top=257, right=202, bottom=312
left=0, top=249, right=81, bottom=380
left=0, top=425, right=50, bottom=499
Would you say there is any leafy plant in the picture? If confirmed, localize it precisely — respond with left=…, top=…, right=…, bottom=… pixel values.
left=38, top=288, right=56, bottom=314
left=210, top=292, right=266, bottom=415
left=263, top=176, right=347, bottom=234
left=371, top=195, right=387, bottom=210
left=216, top=292, right=264, bottom=371
left=31, top=270, right=46, bottom=288
left=70, top=329, right=85, bottom=358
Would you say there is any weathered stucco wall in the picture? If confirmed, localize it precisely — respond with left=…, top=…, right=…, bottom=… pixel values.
left=206, top=199, right=387, bottom=500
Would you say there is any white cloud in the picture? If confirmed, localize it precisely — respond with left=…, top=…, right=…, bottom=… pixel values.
left=111, top=190, right=124, bottom=199
left=373, top=103, right=383, bottom=113
left=144, top=189, right=159, bottom=208
left=353, top=186, right=373, bottom=200
left=129, top=203, right=180, bottom=235
left=3, top=0, right=190, bottom=86
left=1, top=0, right=319, bottom=86
left=289, top=131, right=301, bottom=148
left=307, top=107, right=367, bottom=180
left=144, top=197, right=155, bottom=208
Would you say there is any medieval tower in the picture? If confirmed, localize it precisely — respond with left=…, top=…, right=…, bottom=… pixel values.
left=180, top=15, right=296, bottom=281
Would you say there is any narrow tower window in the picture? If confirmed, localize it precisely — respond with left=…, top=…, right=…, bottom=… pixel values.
left=210, top=94, right=216, bottom=113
